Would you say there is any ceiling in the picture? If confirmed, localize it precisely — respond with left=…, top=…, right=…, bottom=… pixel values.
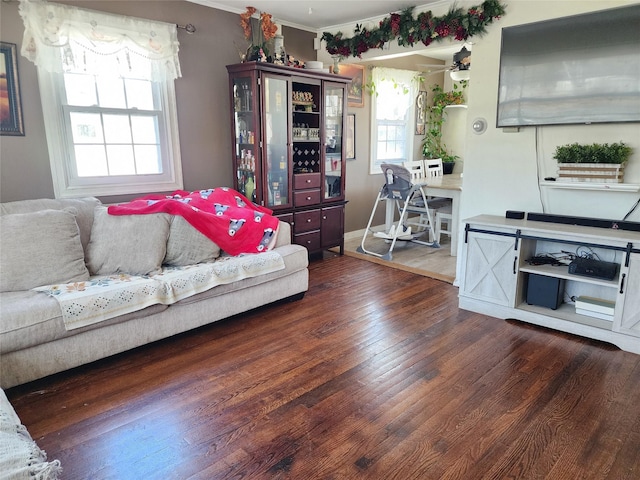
left=190, top=0, right=439, bottom=31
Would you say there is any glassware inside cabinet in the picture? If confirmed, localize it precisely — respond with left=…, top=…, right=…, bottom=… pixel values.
left=233, top=76, right=257, bottom=202
left=263, top=74, right=289, bottom=208
left=292, top=81, right=321, bottom=181
left=324, top=86, right=344, bottom=199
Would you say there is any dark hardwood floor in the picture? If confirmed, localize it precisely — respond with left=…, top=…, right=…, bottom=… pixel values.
left=6, top=253, right=640, bottom=479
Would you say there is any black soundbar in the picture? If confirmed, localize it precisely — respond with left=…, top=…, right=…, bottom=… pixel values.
left=526, top=212, right=640, bottom=232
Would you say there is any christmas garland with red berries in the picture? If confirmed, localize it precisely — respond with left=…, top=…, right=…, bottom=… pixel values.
left=321, top=0, right=507, bottom=58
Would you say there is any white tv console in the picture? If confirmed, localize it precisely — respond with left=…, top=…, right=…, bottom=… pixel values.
left=458, top=215, right=640, bottom=354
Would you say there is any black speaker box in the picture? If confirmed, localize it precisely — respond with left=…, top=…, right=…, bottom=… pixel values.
left=506, top=210, right=525, bottom=219
left=526, top=274, right=565, bottom=310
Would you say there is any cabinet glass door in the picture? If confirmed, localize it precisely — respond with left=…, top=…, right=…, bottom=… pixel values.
left=324, top=84, right=344, bottom=199
left=232, top=74, right=258, bottom=202
left=263, top=74, right=290, bottom=208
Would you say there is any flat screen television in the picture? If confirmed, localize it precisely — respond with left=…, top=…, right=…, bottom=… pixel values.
left=496, top=4, right=640, bottom=127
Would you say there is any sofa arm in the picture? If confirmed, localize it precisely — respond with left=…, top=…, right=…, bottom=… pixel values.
left=274, top=220, right=292, bottom=248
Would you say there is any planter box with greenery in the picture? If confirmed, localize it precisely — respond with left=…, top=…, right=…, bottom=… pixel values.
left=553, top=142, right=632, bottom=183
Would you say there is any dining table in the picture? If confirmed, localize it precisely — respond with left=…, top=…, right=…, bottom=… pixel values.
left=424, top=173, right=463, bottom=256
left=384, top=173, right=463, bottom=256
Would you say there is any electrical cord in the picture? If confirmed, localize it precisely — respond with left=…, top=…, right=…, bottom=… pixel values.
left=526, top=252, right=572, bottom=266
left=622, top=196, right=640, bottom=221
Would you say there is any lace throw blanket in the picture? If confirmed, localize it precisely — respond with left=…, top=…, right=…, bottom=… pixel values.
left=108, top=188, right=280, bottom=256
left=0, top=389, right=62, bottom=479
left=33, top=252, right=285, bottom=331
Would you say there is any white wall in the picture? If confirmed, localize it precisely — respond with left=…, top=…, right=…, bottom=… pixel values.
left=442, top=106, right=468, bottom=173
left=319, top=0, right=640, bottom=230
left=461, top=0, right=640, bottom=223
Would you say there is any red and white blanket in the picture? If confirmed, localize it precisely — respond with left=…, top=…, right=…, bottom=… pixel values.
left=108, top=188, right=280, bottom=256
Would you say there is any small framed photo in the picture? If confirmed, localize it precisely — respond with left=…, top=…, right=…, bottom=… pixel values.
left=346, top=114, right=355, bottom=160
left=340, top=63, right=365, bottom=108
left=415, top=91, right=427, bottom=135
left=1, top=42, right=24, bottom=136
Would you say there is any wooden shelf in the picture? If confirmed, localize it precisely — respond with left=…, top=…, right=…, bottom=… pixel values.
left=517, top=302, right=613, bottom=331
left=519, top=264, right=620, bottom=288
left=540, top=181, right=640, bottom=192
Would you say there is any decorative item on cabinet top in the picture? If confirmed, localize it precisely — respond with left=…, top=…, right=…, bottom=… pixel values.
left=292, top=91, right=315, bottom=111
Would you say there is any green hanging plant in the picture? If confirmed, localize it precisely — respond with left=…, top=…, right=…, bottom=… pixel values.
left=421, top=82, right=467, bottom=163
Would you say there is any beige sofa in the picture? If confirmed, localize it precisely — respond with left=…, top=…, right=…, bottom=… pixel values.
left=0, top=197, right=309, bottom=388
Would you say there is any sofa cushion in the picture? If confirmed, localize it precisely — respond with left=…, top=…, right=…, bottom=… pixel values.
left=0, top=197, right=100, bottom=254
left=164, top=216, right=221, bottom=266
left=168, top=244, right=308, bottom=306
left=0, top=209, right=90, bottom=292
left=86, top=207, right=171, bottom=276
left=0, top=289, right=168, bottom=355
left=0, top=243, right=308, bottom=355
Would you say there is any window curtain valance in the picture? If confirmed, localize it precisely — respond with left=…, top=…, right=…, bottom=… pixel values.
left=371, top=67, right=421, bottom=116
left=18, top=0, right=181, bottom=82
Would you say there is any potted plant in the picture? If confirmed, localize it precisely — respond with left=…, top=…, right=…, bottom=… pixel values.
left=553, top=142, right=632, bottom=183
left=421, top=81, right=467, bottom=174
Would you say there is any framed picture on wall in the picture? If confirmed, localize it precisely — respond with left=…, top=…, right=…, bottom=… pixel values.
left=346, top=114, right=355, bottom=160
left=340, top=64, right=365, bottom=108
left=1, top=42, right=24, bottom=136
left=415, top=91, right=427, bottom=135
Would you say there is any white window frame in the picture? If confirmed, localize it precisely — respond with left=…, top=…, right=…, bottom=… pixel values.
left=39, top=69, right=183, bottom=198
left=369, top=68, right=419, bottom=175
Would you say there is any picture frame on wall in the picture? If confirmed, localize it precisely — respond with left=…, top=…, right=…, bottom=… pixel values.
left=340, top=64, right=365, bottom=108
left=346, top=114, right=355, bottom=160
left=415, top=91, right=427, bottom=135
left=1, top=42, right=24, bottom=136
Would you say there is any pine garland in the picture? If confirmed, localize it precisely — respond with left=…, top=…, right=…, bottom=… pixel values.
left=321, top=0, right=507, bottom=58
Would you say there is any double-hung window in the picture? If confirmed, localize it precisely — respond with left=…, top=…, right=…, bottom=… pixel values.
left=370, top=67, right=420, bottom=174
left=19, top=0, right=183, bottom=198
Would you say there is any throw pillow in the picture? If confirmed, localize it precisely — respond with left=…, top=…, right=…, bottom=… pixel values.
left=0, top=209, right=90, bottom=292
left=86, top=206, right=171, bottom=276
left=0, top=197, right=100, bottom=254
left=164, top=216, right=221, bottom=266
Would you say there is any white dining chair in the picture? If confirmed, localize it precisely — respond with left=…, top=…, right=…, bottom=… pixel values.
left=422, top=158, right=452, bottom=245
left=423, top=158, right=444, bottom=177
left=403, top=160, right=426, bottom=182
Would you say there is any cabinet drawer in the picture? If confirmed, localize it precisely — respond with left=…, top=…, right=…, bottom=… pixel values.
left=294, top=189, right=321, bottom=207
left=293, top=209, right=321, bottom=233
left=294, top=230, right=321, bottom=251
left=294, top=173, right=321, bottom=190
left=275, top=213, right=293, bottom=225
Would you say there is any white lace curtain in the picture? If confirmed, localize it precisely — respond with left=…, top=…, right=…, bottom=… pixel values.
left=19, top=0, right=181, bottom=82
left=371, top=67, right=421, bottom=118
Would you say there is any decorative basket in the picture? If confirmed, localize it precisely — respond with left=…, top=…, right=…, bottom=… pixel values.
left=557, top=163, right=625, bottom=183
